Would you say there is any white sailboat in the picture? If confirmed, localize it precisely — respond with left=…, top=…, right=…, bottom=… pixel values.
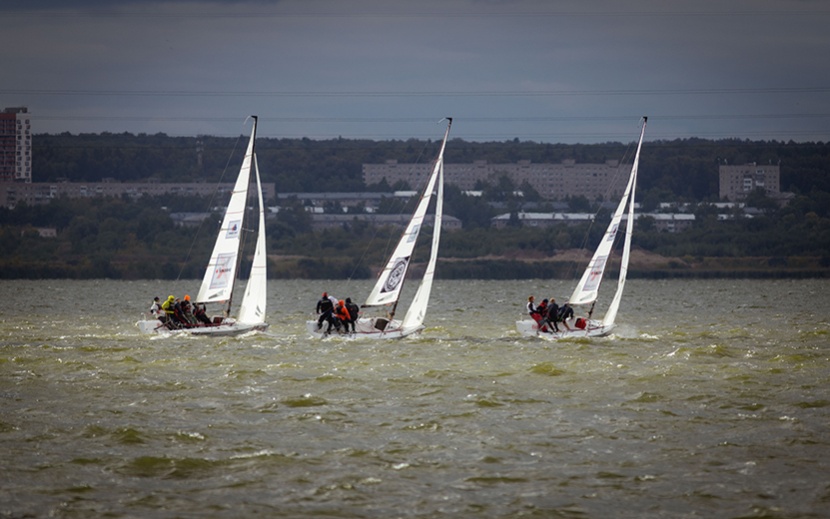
left=516, top=117, right=647, bottom=339
left=306, top=118, right=452, bottom=339
left=137, top=116, right=269, bottom=336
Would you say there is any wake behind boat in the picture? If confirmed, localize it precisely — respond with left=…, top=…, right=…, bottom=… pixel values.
left=306, top=118, right=453, bottom=339
left=137, top=116, right=268, bottom=336
left=516, top=117, right=647, bottom=339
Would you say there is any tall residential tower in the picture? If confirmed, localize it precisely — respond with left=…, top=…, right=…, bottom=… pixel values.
left=0, top=107, right=32, bottom=183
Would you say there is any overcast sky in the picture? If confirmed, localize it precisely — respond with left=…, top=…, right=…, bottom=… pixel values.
left=2, top=0, right=829, bottom=143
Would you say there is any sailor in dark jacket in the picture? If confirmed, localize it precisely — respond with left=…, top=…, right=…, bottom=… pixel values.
left=545, top=297, right=561, bottom=332
left=316, top=292, right=336, bottom=332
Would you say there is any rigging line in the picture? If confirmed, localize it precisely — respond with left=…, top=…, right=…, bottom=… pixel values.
left=5, top=86, right=830, bottom=97
left=30, top=113, right=830, bottom=123
left=603, top=121, right=644, bottom=287
left=334, top=139, right=433, bottom=297
left=5, top=9, right=829, bottom=18
left=568, top=130, right=638, bottom=284
left=381, top=141, right=431, bottom=263
left=175, top=130, right=246, bottom=282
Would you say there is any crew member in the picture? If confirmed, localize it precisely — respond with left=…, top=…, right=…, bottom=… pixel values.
left=316, top=292, right=336, bottom=332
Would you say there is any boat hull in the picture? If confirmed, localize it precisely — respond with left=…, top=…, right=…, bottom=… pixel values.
left=515, top=318, right=613, bottom=339
left=136, top=319, right=268, bottom=337
left=305, top=317, right=423, bottom=339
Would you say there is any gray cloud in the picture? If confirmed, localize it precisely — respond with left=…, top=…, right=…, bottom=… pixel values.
left=1, top=0, right=828, bottom=142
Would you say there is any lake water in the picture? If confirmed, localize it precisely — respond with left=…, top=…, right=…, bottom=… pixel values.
left=2, top=278, right=829, bottom=518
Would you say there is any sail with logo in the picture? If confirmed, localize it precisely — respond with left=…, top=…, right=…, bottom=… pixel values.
left=306, top=118, right=452, bottom=339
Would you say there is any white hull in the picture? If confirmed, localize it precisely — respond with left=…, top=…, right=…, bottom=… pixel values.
left=137, top=318, right=268, bottom=337
left=515, top=318, right=613, bottom=339
left=305, top=317, right=423, bottom=339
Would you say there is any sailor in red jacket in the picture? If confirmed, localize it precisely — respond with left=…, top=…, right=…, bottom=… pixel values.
left=334, top=299, right=352, bottom=333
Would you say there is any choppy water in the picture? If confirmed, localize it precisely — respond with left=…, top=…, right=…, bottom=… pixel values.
left=2, top=278, right=829, bottom=518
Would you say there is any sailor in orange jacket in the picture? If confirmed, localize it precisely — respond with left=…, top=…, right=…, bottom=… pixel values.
left=334, top=300, right=352, bottom=333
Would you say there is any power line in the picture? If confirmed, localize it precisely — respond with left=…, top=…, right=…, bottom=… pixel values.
left=3, top=9, right=829, bottom=19
left=30, top=113, right=830, bottom=123
left=24, top=113, right=830, bottom=142
left=4, top=87, right=830, bottom=98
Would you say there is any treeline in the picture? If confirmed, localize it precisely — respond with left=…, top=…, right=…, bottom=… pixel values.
left=33, top=132, right=830, bottom=200
left=1, top=191, right=829, bottom=279
left=4, top=131, right=828, bottom=278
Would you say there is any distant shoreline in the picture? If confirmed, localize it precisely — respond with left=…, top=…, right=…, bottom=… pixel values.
left=430, top=257, right=830, bottom=280
left=4, top=256, right=827, bottom=280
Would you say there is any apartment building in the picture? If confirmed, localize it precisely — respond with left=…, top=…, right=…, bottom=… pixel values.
left=718, top=162, right=780, bottom=201
left=0, top=107, right=32, bottom=183
left=363, top=159, right=630, bottom=201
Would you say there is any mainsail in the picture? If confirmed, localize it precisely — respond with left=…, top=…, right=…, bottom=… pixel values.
left=196, top=119, right=257, bottom=306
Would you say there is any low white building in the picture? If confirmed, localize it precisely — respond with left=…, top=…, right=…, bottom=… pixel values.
left=491, top=212, right=695, bottom=233
left=491, top=212, right=594, bottom=229
left=310, top=213, right=462, bottom=231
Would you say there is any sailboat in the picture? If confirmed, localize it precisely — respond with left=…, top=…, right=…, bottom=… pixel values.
left=516, top=116, right=647, bottom=339
left=306, top=118, right=452, bottom=339
left=137, top=116, right=269, bottom=336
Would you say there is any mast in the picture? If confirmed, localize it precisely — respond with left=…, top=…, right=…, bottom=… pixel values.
left=225, top=116, right=257, bottom=317
left=238, top=139, right=268, bottom=324
left=401, top=118, right=452, bottom=330
left=391, top=117, right=452, bottom=324
left=602, top=116, right=647, bottom=327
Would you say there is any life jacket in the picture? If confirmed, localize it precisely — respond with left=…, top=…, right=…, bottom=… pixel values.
left=575, top=317, right=587, bottom=329
left=531, top=302, right=546, bottom=324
